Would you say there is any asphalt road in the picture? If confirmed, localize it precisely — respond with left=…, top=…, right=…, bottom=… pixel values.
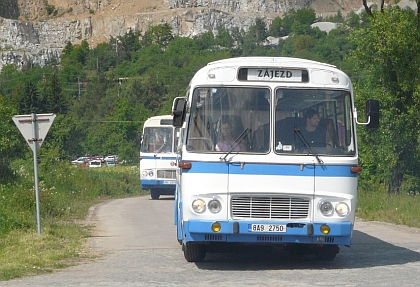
left=2, top=195, right=420, bottom=287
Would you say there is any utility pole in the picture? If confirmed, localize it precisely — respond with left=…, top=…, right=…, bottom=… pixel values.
left=78, top=77, right=81, bottom=98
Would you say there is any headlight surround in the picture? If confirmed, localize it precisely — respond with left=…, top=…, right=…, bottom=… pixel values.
left=208, top=199, right=222, bottom=213
left=141, top=170, right=154, bottom=177
left=319, top=201, right=334, bottom=216
left=192, top=199, right=206, bottom=213
left=335, top=202, right=349, bottom=216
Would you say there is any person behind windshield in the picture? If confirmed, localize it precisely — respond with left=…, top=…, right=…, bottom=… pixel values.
left=215, top=122, right=246, bottom=152
left=298, top=109, right=332, bottom=149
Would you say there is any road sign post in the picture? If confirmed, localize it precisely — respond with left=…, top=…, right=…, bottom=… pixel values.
left=12, top=113, right=56, bottom=235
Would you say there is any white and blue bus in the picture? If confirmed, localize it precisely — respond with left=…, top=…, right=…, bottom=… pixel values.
left=172, top=57, right=379, bottom=261
left=140, top=115, right=179, bottom=200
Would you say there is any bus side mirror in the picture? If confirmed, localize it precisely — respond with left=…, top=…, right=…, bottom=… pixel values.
left=172, top=97, right=186, bottom=128
left=136, top=132, right=142, bottom=145
left=366, top=99, right=379, bottom=129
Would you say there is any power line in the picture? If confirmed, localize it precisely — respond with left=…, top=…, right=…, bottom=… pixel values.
left=82, top=120, right=143, bottom=123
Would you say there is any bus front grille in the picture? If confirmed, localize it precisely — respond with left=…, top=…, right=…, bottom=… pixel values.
left=231, top=196, right=310, bottom=219
left=157, top=170, right=176, bottom=179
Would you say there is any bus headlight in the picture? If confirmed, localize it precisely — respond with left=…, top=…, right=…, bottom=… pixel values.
left=141, top=170, right=154, bottom=177
left=208, top=199, right=222, bottom=213
left=192, top=199, right=206, bottom=213
left=335, top=202, right=349, bottom=216
left=319, top=201, right=334, bottom=216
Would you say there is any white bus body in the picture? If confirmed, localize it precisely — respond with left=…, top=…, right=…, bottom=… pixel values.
left=172, top=57, right=379, bottom=261
left=140, top=115, right=178, bottom=199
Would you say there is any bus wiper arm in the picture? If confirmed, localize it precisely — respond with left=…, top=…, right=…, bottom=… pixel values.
left=294, top=129, right=324, bottom=164
left=220, top=128, right=250, bottom=161
left=154, top=140, right=167, bottom=155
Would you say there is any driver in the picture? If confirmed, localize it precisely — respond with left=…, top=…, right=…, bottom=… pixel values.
left=297, top=109, right=332, bottom=149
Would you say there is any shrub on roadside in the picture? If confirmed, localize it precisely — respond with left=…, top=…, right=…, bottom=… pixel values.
left=0, top=159, right=143, bottom=237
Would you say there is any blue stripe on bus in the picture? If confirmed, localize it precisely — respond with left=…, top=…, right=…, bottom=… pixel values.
left=183, top=161, right=356, bottom=177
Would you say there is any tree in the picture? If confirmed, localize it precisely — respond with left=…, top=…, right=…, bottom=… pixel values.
left=0, top=95, right=21, bottom=182
left=165, top=36, right=199, bottom=68
left=268, top=17, right=285, bottom=37
left=242, top=18, right=268, bottom=55
left=62, top=41, right=73, bottom=55
left=42, top=72, right=68, bottom=114
left=20, top=81, right=43, bottom=114
left=350, top=6, right=420, bottom=193
left=108, top=29, right=141, bottom=65
left=86, top=42, right=115, bottom=72
left=130, top=73, right=167, bottom=112
left=250, top=17, right=268, bottom=43
left=215, top=26, right=233, bottom=48
left=195, top=30, right=215, bottom=50
left=281, top=10, right=296, bottom=35
left=142, top=23, right=174, bottom=50
left=0, top=65, right=20, bottom=98
left=60, top=41, right=87, bottom=84
left=42, top=113, right=85, bottom=160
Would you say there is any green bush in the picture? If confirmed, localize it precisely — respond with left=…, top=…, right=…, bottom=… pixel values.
left=0, top=159, right=143, bottom=237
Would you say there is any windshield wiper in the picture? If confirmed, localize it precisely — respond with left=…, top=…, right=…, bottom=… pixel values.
left=220, top=128, right=250, bottom=161
left=294, top=129, right=324, bottom=164
left=154, top=139, right=168, bottom=155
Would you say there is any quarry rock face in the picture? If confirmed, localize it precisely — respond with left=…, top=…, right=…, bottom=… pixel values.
left=0, top=0, right=363, bottom=70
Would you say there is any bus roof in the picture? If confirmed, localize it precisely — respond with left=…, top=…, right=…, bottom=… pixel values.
left=189, top=56, right=350, bottom=88
left=143, top=115, right=173, bottom=127
left=207, top=57, right=337, bottom=69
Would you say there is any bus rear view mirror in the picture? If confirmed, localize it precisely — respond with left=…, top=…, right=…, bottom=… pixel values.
left=366, top=99, right=379, bottom=129
left=172, top=97, right=186, bottom=128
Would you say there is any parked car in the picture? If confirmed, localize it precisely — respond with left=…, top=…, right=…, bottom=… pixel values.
left=104, top=155, right=118, bottom=162
left=71, top=157, right=88, bottom=165
left=88, top=160, right=102, bottom=168
left=106, top=160, right=116, bottom=167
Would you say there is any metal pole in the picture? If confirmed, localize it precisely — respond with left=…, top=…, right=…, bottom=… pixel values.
left=31, top=113, right=42, bottom=235
left=78, top=77, right=81, bottom=98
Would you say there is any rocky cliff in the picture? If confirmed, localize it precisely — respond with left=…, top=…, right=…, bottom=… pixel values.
left=0, top=0, right=371, bottom=70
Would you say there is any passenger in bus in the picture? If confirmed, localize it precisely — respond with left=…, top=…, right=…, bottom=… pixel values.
left=297, top=109, right=333, bottom=149
left=215, top=122, right=246, bottom=152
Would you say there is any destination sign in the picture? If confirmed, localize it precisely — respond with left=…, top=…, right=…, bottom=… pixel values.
left=238, top=68, right=307, bottom=82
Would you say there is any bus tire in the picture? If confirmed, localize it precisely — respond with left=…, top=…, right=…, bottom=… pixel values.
left=286, top=244, right=310, bottom=258
left=314, top=244, right=339, bottom=261
left=150, top=190, right=160, bottom=200
left=183, top=242, right=206, bottom=262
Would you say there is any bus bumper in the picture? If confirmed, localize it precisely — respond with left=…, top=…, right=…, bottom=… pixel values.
left=183, top=220, right=353, bottom=246
left=141, top=179, right=176, bottom=190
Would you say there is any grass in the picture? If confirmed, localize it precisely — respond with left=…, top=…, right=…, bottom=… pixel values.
left=0, top=225, right=91, bottom=280
left=357, top=182, right=420, bottom=228
left=0, top=160, right=146, bottom=281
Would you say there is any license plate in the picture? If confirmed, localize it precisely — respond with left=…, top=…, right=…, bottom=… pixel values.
left=248, top=224, right=287, bottom=233
left=163, top=180, right=175, bottom=184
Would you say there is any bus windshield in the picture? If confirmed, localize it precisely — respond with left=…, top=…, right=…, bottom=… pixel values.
left=186, top=86, right=355, bottom=155
left=141, top=127, right=175, bottom=153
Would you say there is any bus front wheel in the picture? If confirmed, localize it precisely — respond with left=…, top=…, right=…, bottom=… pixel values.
left=314, top=244, right=339, bottom=261
left=150, top=189, right=160, bottom=200
left=183, top=242, right=206, bottom=262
